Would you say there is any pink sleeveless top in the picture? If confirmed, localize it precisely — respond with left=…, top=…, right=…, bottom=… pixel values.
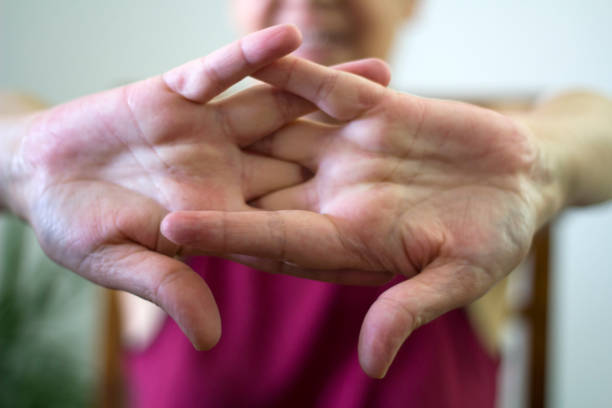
left=124, top=256, right=499, bottom=407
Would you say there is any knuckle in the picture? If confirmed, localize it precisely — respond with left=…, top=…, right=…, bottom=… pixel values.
left=498, top=115, right=539, bottom=171
left=266, top=212, right=288, bottom=260
left=272, top=89, right=293, bottom=125
left=215, top=103, right=237, bottom=139
left=152, top=267, right=184, bottom=305
left=479, top=111, right=539, bottom=174
left=315, top=70, right=339, bottom=104
left=377, top=295, right=422, bottom=332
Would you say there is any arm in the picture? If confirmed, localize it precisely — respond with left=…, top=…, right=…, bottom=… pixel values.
left=0, top=119, right=36, bottom=217
left=517, top=91, right=612, bottom=208
left=0, top=93, right=44, bottom=213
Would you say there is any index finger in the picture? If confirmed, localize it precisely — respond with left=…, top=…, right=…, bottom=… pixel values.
left=214, top=57, right=392, bottom=147
left=163, top=24, right=302, bottom=103
left=253, top=56, right=387, bottom=121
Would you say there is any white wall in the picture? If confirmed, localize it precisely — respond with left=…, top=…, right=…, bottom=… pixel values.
left=0, top=0, right=235, bottom=103
left=2, top=1, right=611, bottom=407
left=391, top=0, right=612, bottom=96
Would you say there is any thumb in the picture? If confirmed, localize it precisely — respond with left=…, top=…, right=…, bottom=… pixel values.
left=161, top=210, right=359, bottom=269
left=81, top=244, right=221, bottom=351
left=358, top=260, right=494, bottom=378
left=163, top=24, right=301, bottom=103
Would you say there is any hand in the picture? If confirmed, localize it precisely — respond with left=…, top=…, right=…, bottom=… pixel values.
left=8, top=25, right=390, bottom=350
left=162, top=57, right=563, bottom=376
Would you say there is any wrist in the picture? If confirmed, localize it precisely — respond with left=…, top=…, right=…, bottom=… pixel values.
left=509, top=113, right=573, bottom=229
left=512, top=91, right=612, bottom=225
left=0, top=113, right=37, bottom=220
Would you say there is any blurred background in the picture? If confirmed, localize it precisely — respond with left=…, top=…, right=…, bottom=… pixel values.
left=1, top=0, right=611, bottom=407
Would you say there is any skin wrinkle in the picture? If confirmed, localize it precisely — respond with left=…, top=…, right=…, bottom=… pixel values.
left=87, top=242, right=170, bottom=305
left=460, top=195, right=473, bottom=235
left=371, top=96, right=427, bottom=188
left=221, top=210, right=228, bottom=256
left=451, top=261, right=498, bottom=300
left=13, top=110, right=39, bottom=180
left=314, top=69, right=340, bottom=116
left=391, top=181, right=529, bottom=275
left=154, top=216, right=179, bottom=257
left=373, top=228, right=402, bottom=274
left=34, top=181, right=102, bottom=259
left=122, top=86, right=174, bottom=210
left=398, top=149, right=531, bottom=193
left=417, top=261, right=476, bottom=311
left=271, top=88, right=294, bottom=135
left=74, top=241, right=97, bottom=278
left=29, top=108, right=114, bottom=188
left=281, top=58, right=304, bottom=112
left=307, top=177, right=321, bottom=211
left=409, top=96, right=427, bottom=149
left=379, top=205, right=412, bottom=274
left=214, top=103, right=237, bottom=143
left=313, top=125, right=337, bottom=172
left=151, top=261, right=185, bottom=308
left=161, top=68, right=185, bottom=98
left=325, top=212, right=378, bottom=271
left=200, top=55, right=225, bottom=102
left=375, top=294, right=420, bottom=332
left=237, top=37, right=256, bottom=69
left=355, top=78, right=385, bottom=114
left=122, top=250, right=184, bottom=306
left=238, top=155, right=253, bottom=203
left=267, top=211, right=288, bottom=261
left=496, top=202, right=534, bottom=266
left=113, top=201, right=176, bottom=257
left=160, top=70, right=202, bottom=108
left=397, top=215, right=432, bottom=275
left=381, top=134, right=421, bottom=187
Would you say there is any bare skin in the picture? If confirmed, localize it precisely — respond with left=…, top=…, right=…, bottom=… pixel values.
left=162, top=57, right=611, bottom=377
left=0, top=25, right=391, bottom=349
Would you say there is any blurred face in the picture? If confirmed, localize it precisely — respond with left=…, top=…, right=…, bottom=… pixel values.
left=231, top=0, right=414, bottom=66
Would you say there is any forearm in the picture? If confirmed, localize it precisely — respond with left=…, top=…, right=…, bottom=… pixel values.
left=0, top=93, right=45, bottom=216
left=0, top=114, right=31, bottom=216
left=515, top=91, right=612, bottom=225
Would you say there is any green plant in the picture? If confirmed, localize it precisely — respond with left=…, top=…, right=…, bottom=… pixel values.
left=0, top=215, right=94, bottom=408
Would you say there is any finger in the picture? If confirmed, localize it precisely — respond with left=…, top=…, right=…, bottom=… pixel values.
left=358, top=260, right=495, bottom=378
left=216, top=58, right=390, bottom=147
left=161, top=210, right=363, bottom=270
left=247, top=120, right=336, bottom=171
left=250, top=179, right=319, bottom=211
left=224, top=254, right=394, bottom=286
left=81, top=244, right=221, bottom=350
left=162, top=24, right=302, bottom=103
left=241, top=152, right=309, bottom=201
left=253, top=56, right=387, bottom=121
left=332, top=58, right=392, bottom=88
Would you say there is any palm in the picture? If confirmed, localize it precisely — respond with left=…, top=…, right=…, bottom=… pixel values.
left=164, top=57, right=546, bottom=376
left=16, top=25, right=339, bottom=349
left=309, top=97, right=536, bottom=280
